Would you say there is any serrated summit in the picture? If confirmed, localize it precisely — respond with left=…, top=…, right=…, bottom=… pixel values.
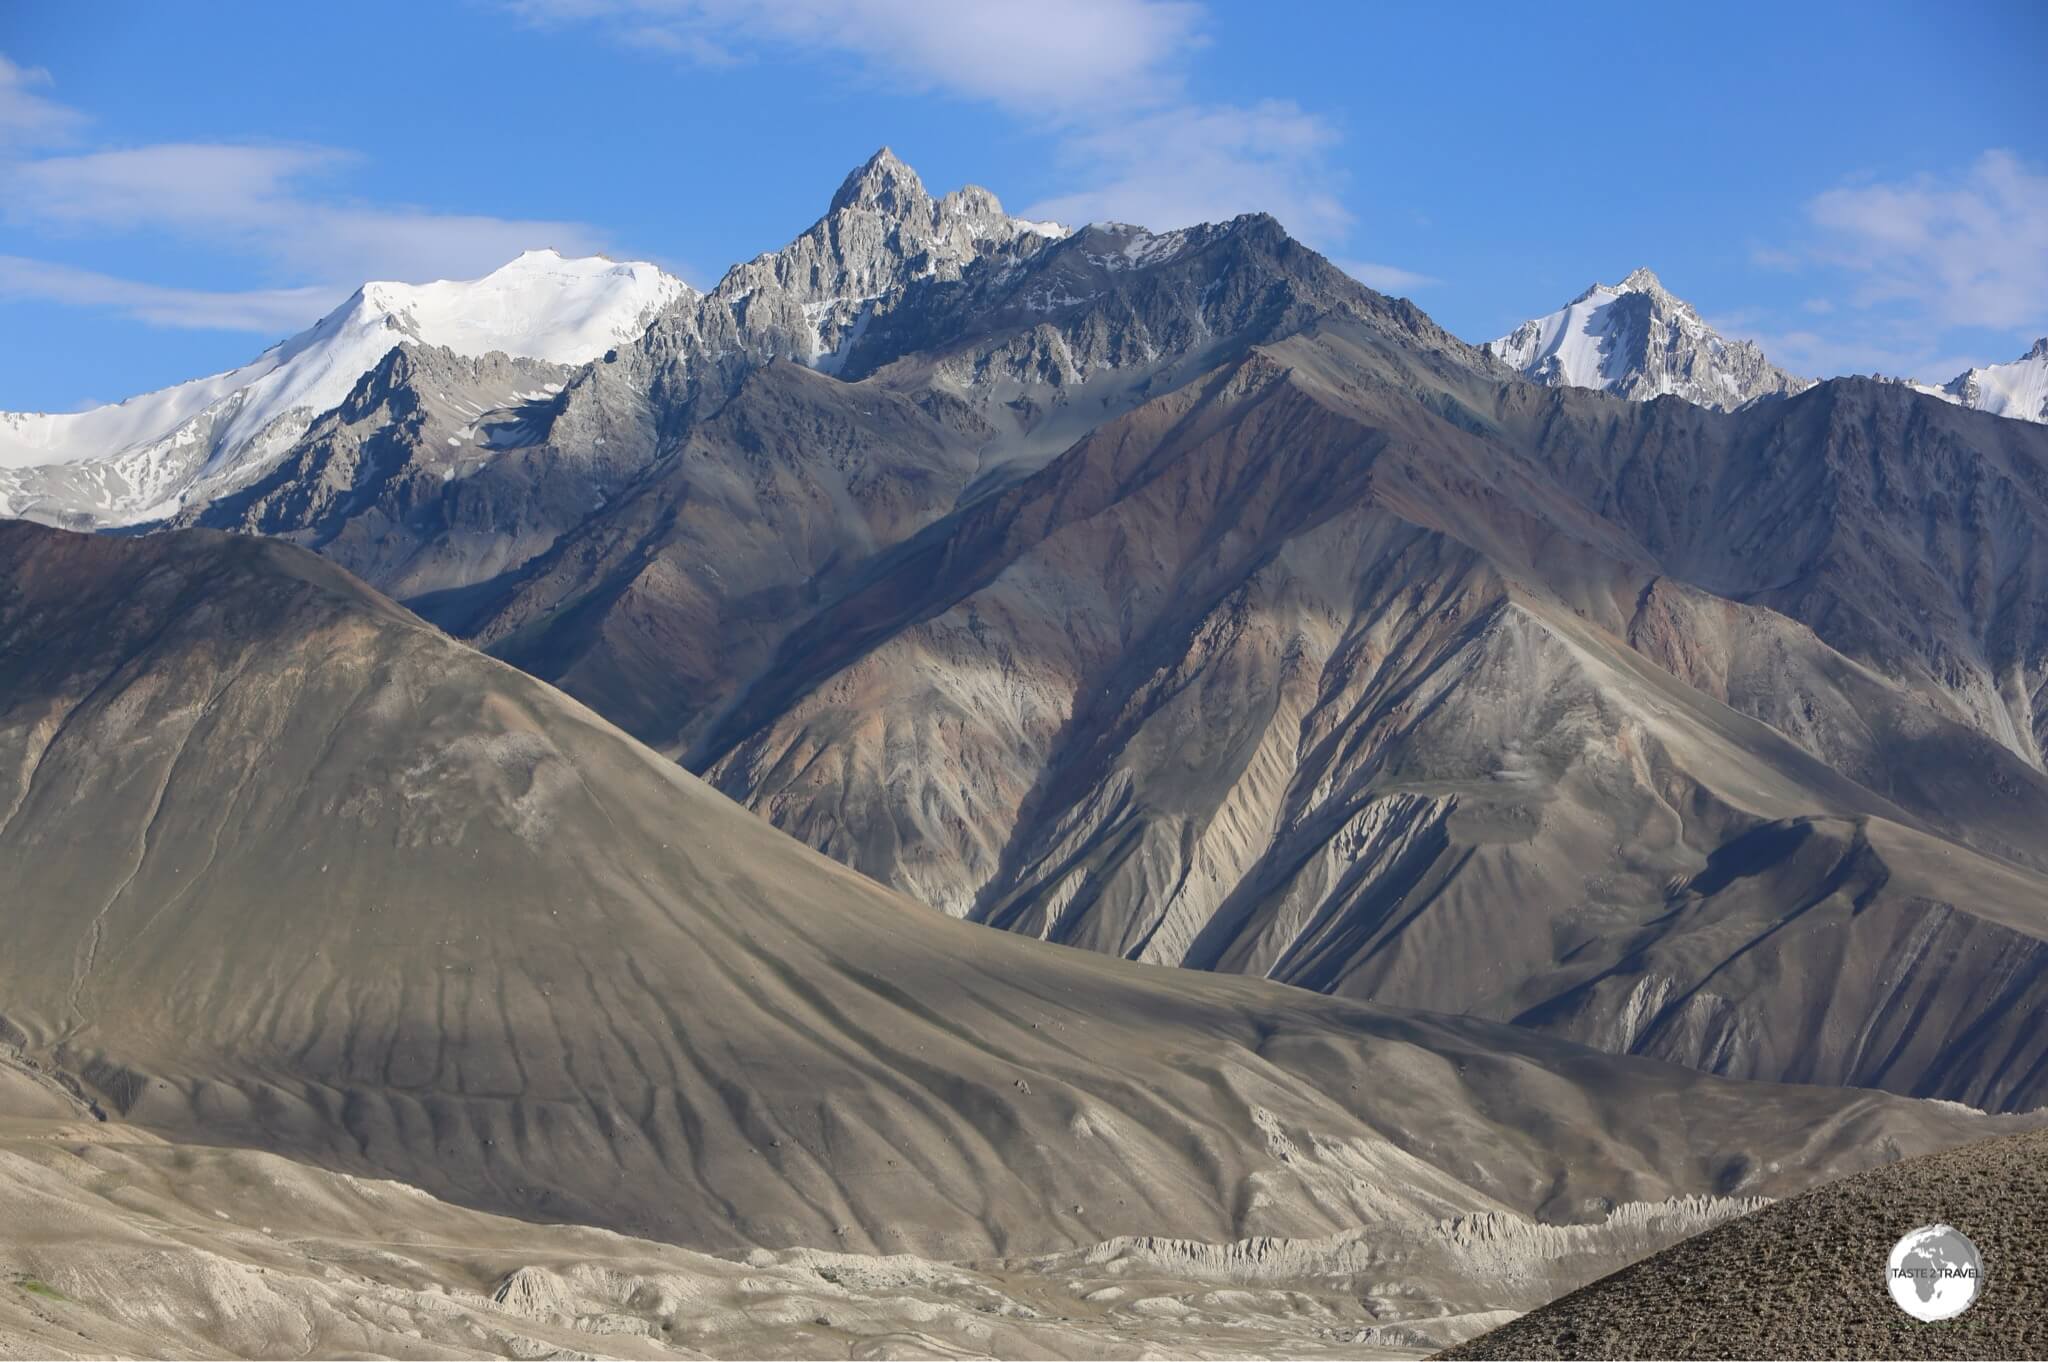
left=1485, top=267, right=1813, bottom=411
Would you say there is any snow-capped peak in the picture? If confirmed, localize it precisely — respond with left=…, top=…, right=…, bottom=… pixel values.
left=1485, top=268, right=1812, bottom=412
left=0, top=251, right=690, bottom=526
left=1926, top=338, right=2048, bottom=424
left=351, top=250, right=690, bottom=367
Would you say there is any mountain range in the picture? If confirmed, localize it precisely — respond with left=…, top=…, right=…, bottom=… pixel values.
left=2, top=147, right=2045, bottom=1354
left=6, top=156, right=2042, bottom=545
left=1486, top=267, right=2048, bottom=425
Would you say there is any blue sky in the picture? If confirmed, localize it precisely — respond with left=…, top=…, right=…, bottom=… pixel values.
left=1, top=0, right=2043, bottom=411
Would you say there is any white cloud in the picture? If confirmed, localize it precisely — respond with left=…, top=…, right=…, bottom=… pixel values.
left=0, top=254, right=344, bottom=332
left=1, top=10, right=1439, bottom=346
left=1723, top=150, right=2048, bottom=381
left=0, top=54, right=83, bottom=148
left=4, top=141, right=610, bottom=285
left=10, top=143, right=347, bottom=229
left=1708, top=311, right=1991, bottom=387
left=506, top=0, right=1203, bottom=114
left=0, top=51, right=620, bottom=336
left=1333, top=260, right=1440, bottom=294
left=1805, top=149, right=2048, bottom=332
left=1021, top=101, right=1352, bottom=246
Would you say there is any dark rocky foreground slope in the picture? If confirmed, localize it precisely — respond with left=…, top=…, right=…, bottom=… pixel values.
left=1443, top=1128, right=2048, bottom=1360
left=0, top=519, right=2031, bottom=1270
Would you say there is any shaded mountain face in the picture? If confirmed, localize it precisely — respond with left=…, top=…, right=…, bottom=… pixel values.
left=5, top=520, right=2022, bottom=1267
left=175, top=344, right=589, bottom=603
left=1498, top=373, right=2048, bottom=775
left=1484, top=268, right=1813, bottom=412
left=451, top=212, right=1444, bottom=753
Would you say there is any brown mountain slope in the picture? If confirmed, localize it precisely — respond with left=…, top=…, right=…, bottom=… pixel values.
left=0, top=519, right=2028, bottom=1266
left=1492, top=374, right=2048, bottom=772
left=688, top=326, right=2048, bottom=1112
left=469, top=359, right=995, bottom=754
left=1442, top=1128, right=2048, bottom=1360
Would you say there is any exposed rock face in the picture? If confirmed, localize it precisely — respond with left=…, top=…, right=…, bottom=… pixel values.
left=173, top=344, right=588, bottom=602
left=181, top=148, right=1083, bottom=620
left=1485, top=268, right=1813, bottom=411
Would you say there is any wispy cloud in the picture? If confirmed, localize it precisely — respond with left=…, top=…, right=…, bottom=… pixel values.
left=1734, top=150, right=2048, bottom=379
left=505, top=0, right=1203, bottom=113
left=0, top=54, right=617, bottom=336
left=0, top=54, right=83, bottom=149
left=1333, top=259, right=1440, bottom=294
left=1712, top=316, right=1987, bottom=387
left=1806, top=149, right=2048, bottom=332
left=4, top=140, right=611, bottom=287
left=8, top=143, right=347, bottom=229
left=0, top=254, right=344, bottom=331
left=1021, top=100, right=1351, bottom=245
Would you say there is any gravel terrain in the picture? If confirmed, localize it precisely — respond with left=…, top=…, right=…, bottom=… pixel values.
left=1444, top=1129, right=2047, bottom=1359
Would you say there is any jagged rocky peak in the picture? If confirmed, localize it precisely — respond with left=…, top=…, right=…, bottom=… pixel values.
left=827, top=145, right=926, bottom=215
left=646, top=147, right=1074, bottom=380
left=1487, top=267, right=1813, bottom=412
left=714, top=147, right=1065, bottom=310
left=830, top=146, right=1055, bottom=240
